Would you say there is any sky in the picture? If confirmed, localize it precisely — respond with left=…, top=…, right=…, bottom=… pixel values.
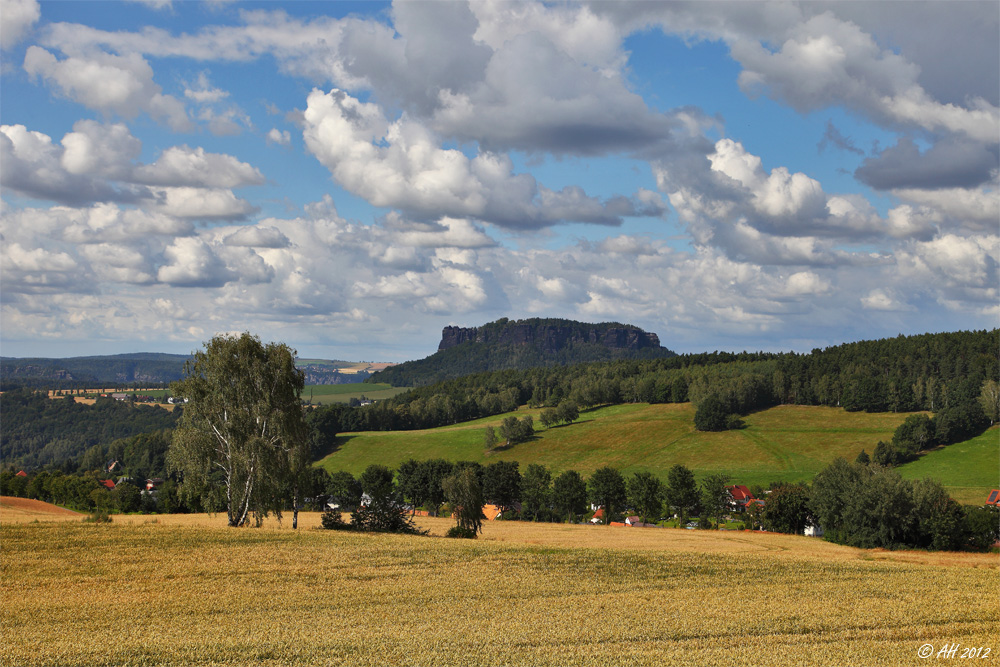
left=1, top=0, right=997, bottom=362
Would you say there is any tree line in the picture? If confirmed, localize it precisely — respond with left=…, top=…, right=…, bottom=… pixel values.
left=320, top=330, right=997, bottom=434
left=309, top=456, right=998, bottom=551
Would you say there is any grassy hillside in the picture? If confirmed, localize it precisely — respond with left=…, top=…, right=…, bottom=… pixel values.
left=304, top=383, right=409, bottom=405
left=2, top=517, right=994, bottom=666
left=317, top=404, right=947, bottom=490
left=897, top=426, right=999, bottom=505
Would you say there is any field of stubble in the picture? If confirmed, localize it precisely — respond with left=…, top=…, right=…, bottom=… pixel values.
left=1, top=509, right=996, bottom=667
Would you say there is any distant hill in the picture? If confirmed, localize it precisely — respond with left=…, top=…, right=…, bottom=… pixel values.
left=370, top=317, right=675, bottom=387
left=1, top=354, right=388, bottom=387
left=1, top=353, right=192, bottom=386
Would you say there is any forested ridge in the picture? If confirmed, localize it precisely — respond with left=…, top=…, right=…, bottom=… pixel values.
left=0, top=390, right=180, bottom=471
left=324, top=329, right=998, bottom=433
left=0, top=353, right=191, bottom=387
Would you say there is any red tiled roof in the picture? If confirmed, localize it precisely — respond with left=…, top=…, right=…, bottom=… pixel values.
left=15, top=470, right=28, bottom=477
left=592, top=508, right=605, bottom=519
left=609, top=521, right=626, bottom=527
left=727, top=485, right=754, bottom=502
left=987, top=490, right=1000, bottom=506
left=99, top=479, right=115, bottom=489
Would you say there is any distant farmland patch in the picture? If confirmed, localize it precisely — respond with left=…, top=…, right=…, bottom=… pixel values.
left=297, top=359, right=396, bottom=374
left=0, top=496, right=81, bottom=523
left=303, top=383, right=409, bottom=405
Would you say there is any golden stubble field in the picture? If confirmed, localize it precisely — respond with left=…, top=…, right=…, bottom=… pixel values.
left=1, top=506, right=996, bottom=667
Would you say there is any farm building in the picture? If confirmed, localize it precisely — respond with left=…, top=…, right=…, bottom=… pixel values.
left=726, top=485, right=755, bottom=510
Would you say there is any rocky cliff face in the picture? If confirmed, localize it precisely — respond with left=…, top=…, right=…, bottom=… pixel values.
left=438, top=319, right=662, bottom=354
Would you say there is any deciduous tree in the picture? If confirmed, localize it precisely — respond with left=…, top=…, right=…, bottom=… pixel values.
left=168, top=333, right=308, bottom=527
left=442, top=467, right=485, bottom=536
left=626, top=471, right=663, bottom=524
left=482, top=461, right=521, bottom=517
left=521, top=463, right=552, bottom=521
left=665, top=464, right=700, bottom=525
left=588, top=467, right=626, bottom=525
left=552, top=470, right=588, bottom=522
left=699, top=473, right=730, bottom=528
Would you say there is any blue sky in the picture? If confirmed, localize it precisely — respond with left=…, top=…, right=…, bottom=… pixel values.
left=1, top=0, right=997, bottom=362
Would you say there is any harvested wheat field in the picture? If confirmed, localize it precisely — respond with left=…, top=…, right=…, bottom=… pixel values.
left=0, top=496, right=82, bottom=522
left=1, top=514, right=996, bottom=667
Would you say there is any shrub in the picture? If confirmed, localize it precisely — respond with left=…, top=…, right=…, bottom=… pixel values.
left=964, top=505, right=1000, bottom=552
left=320, top=510, right=350, bottom=531
left=725, top=414, right=746, bottom=430
left=83, top=509, right=112, bottom=524
left=694, top=395, right=728, bottom=431
left=445, top=526, right=478, bottom=539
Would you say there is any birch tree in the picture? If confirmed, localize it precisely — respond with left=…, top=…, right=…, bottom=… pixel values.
left=168, top=333, right=308, bottom=527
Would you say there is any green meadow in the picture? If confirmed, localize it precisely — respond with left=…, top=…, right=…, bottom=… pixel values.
left=897, top=426, right=999, bottom=505
left=315, top=403, right=994, bottom=496
left=303, top=383, right=409, bottom=405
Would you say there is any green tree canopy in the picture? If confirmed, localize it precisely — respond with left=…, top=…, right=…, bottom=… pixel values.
left=665, top=464, right=700, bottom=525
left=699, top=473, right=731, bottom=527
left=760, top=483, right=810, bottom=534
left=521, top=463, right=552, bottom=521
left=626, top=471, right=663, bottom=524
left=482, top=461, right=521, bottom=516
left=588, top=467, right=626, bottom=525
left=442, top=467, right=485, bottom=535
left=167, top=333, right=308, bottom=527
left=552, top=470, right=588, bottom=522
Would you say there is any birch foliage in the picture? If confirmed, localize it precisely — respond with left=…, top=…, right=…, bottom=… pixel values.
left=168, top=333, right=307, bottom=527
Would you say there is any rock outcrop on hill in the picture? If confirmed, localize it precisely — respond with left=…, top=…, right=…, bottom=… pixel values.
left=439, top=319, right=662, bottom=354
left=371, top=318, right=673, bottom=387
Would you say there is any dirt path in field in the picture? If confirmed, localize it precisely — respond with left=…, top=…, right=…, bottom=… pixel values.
left=0, top=496, right=83, bottom=522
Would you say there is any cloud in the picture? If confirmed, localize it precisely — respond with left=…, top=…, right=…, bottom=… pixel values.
left=303, top=88, right=648, bottom=229
left=861, top=288, right=911, bottom=312
left=1, top=242, right=84, bottom=294
left=655, top=137, right=892, bottom=264
left=1, top=124, right=125, bottom=205
left=1, top=0, right=40, bottom=49
left=35, top=3, right=682, bottom=157
left=59, top=120, right=142, bottom=179
left=223, top=226, right=290, bottom=249
left=78, top=243, right=156, bottom=284
left=151, top=187, right=257, bottom=221
left=727, top=11, right=999, bottom=143
left=266, top=128, right=291, bottom=146
left=132, top=145, right=264, bottom=189
left=1, top=123, right=261, bottom=219
left=899, top=234, right=999, bottom=292
left=855, top=136, right=998, bottom=190
left=183, top=72, right=228, bottom=104
left=23, top=46, right=192, bottom=131
left=817, top=120, right=864, bottom=155
left=156, top=237, right=234, bottom=287
left=431, top=30, right=677, bottom=155
left=892, top=186, right=999, bottom=233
